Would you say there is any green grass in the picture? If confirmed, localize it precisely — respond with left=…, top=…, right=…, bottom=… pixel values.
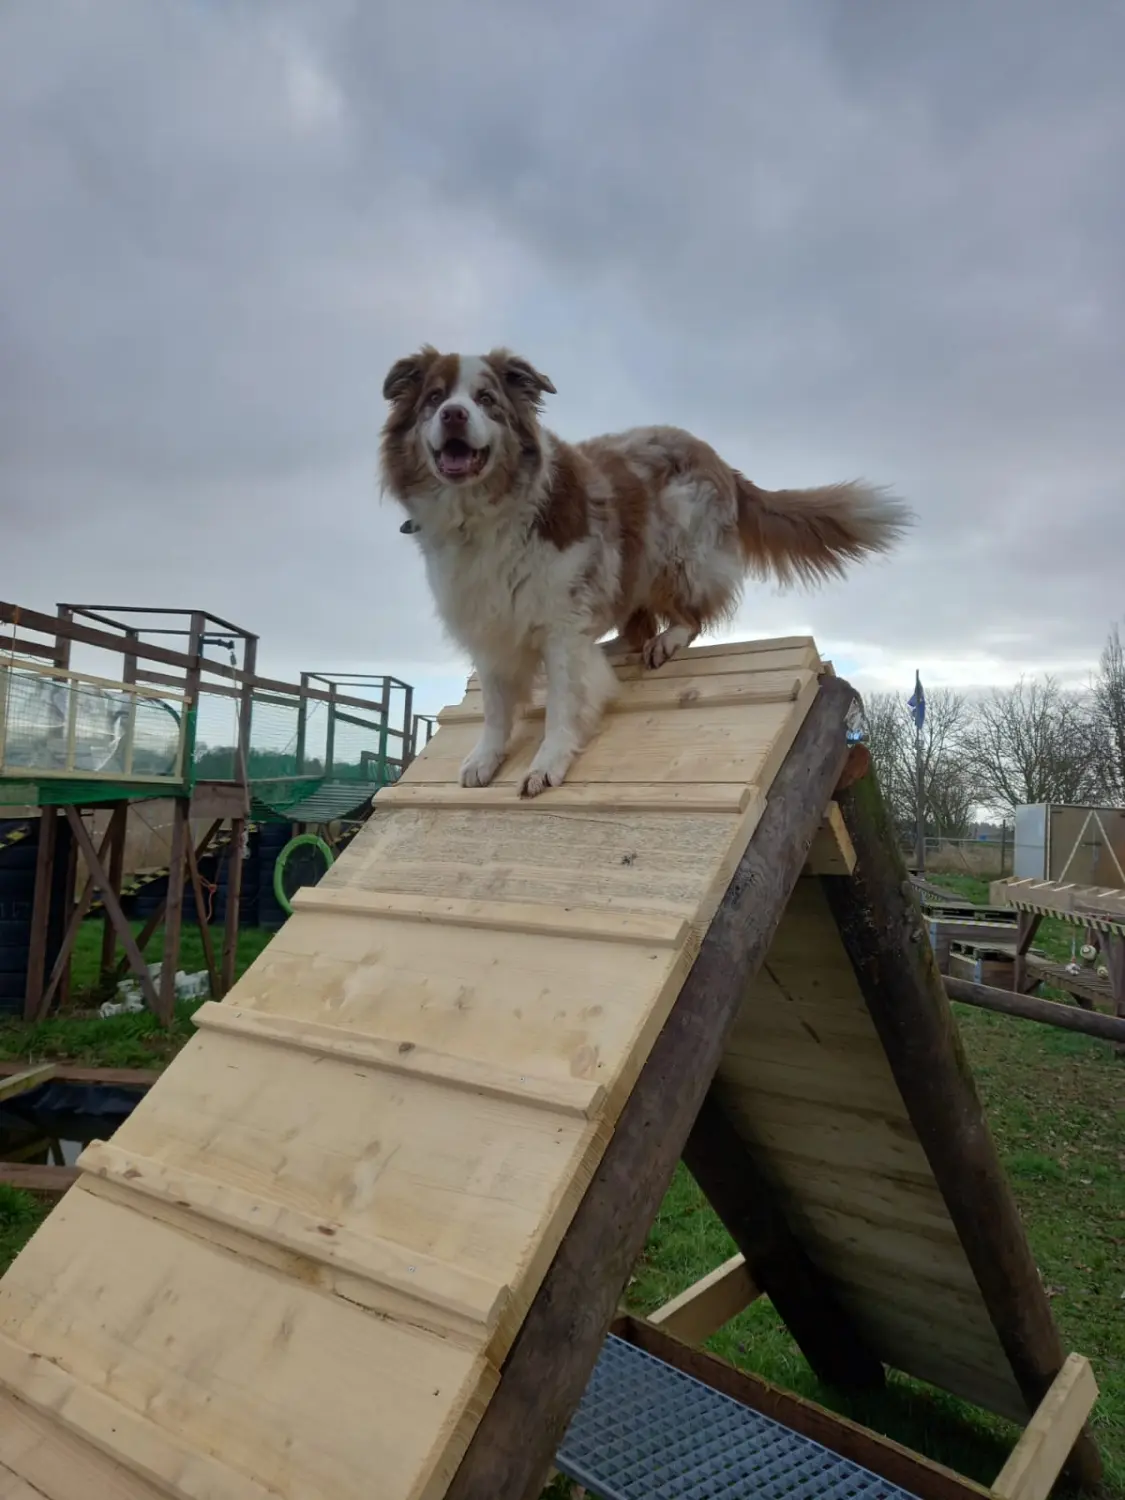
left=0, top=920, right=274, bottom=1069
left=0, top=900, right=1121, bottom=1497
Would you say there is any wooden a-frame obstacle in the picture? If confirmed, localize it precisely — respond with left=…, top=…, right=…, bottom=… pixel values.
left=0, top=638, right=1103, bottom=1500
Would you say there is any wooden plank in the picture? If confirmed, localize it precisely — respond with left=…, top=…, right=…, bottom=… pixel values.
left=375, top=782, right=757, bottom=814
left=0, top=1063, right=158, bottom=1088
left=77, top=1141, right=510, bottom=1337
left=711, top=871, right=1030, bottom=1420
left=991, top=1354, right=1099, bottom=1500
left=946, top=976, right=1125, bottom=1043
left=407, top=687, right=817, bottom=789
left=443, top=673, right=858, bottom=1500
left=617, top=1318, right=991, bottom=1500
left=825, top=759, right=1103, bottom=1490
left=0, top=1390, right=171, bottom=1500
left=192, top=1002, right=605, bottom=1118
left=0, top=1065, right=55, bottom=1104
left=438, top=672, right=807, bottom=725
left=0, top=1164, right=77, bottom=1196
left=804, top=801, right=855, bottom=875
left=330, top=796, right=766, bottom=926
left=0, top=1330, right=291, bottom=1500
left=289, top=886, right=689, bottom=946
left=683, top=1092, right=885, bottom=1389
left=190, top=781, right=250, bottom=820
left=646, top=1252, right=759, bottom=1344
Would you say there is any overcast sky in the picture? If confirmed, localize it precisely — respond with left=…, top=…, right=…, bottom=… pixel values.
left=2, top=0, right=1123, bottom=719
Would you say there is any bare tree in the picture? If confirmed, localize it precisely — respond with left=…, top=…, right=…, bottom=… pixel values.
left=861, top=687, right=977, bottom=836
left=964, top=676, right=1101, bottom=814
left=1091, top=624, right=1125, bottom=802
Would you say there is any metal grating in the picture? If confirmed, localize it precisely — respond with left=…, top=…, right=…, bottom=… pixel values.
left=555, top=1336, right=922, bottom=1499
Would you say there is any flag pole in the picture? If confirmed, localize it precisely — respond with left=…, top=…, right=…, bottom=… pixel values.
left=914, top=708, right=925, bottom=873
left=910, top=670, right=925, bottom=873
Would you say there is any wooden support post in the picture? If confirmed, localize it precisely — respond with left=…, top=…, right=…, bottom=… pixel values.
left=99, top=803, right=129, bottom=977
left=684, top=1094, right=885, bottom=1389
left=444, top=674, right=859, bottom=1500
left=23, top=808, right=58, bottom=1020
left=1106, top=932, right=1125, bottom=1058
left=1013, top=911, right=1042, bottom=994
left=158, top=798, right=188, bottom=1024
left=822, top=762, right=1103, bottom=1492
left=222, top=821, right=245, bottom=996
left=62, top=807, right=161, bottom=1019
left=35, top=816, right=116, bottom=1020
left=57, top=817, right=77, bottom=1010
left=185, top=828, right=220, bottom=1000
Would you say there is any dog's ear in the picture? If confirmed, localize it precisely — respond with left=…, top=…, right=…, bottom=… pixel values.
left=490, top=349, right=557, bottom=405
left=382, top=346, right=438, bottom=403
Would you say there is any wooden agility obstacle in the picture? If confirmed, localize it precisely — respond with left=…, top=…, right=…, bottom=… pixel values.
left=0, top=638, right=1102, bottom=1500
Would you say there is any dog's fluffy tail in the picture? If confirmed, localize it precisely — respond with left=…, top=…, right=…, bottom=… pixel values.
left=734, top=474, right=913, bottom=588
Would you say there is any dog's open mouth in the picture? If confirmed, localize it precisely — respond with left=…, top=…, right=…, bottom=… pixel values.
left=434, top=438, right=489, bottom=480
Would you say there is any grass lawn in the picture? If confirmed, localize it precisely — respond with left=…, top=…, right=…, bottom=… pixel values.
left=0, top=891, right=1121, bottom=1498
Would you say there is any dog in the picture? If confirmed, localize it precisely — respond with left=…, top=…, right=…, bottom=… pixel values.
left=380, top=345, right=912, bottom=797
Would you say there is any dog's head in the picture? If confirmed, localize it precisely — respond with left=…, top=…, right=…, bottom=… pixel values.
left=379, top=346, right=556, bottom=521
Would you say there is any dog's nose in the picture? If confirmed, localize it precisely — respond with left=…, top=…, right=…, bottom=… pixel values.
left=441, top=403, right=468, bottom=427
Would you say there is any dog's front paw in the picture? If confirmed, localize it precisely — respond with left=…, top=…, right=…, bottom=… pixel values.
left=519, top=767, right=558, bottom=798
left=518, top=746, right=572, bottom=798
left=460, top=744, right=506, bottom=788
left=642, top=634, right=673, bottom=671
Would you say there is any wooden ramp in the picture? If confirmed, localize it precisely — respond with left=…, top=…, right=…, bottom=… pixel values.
left=0, top=638, right=1098, bottom=1500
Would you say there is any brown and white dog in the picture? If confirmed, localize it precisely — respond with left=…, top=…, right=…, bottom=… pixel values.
left=380, top=345, right=911, bottom=797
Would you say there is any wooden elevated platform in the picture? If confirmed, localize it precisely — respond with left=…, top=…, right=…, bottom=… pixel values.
left=0, top=639, right=1101, bottom=1499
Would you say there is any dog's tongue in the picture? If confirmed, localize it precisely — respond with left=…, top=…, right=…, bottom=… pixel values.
left=441, top=442, right=475, bottom=476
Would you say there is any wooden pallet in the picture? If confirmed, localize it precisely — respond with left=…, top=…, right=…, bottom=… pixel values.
left=0, top=637, right=827, bottom=1500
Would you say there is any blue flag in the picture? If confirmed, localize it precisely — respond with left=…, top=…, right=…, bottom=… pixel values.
left=908, top=671, right=925, bottom=730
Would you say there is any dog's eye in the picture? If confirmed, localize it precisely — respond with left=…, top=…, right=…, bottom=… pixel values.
left=477, top=391, right=494, bottom=408
left=424, top=389, right=443, bottom=408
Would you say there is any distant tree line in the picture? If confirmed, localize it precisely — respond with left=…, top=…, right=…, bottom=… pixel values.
left=861, top=623, right=1125, bottom=837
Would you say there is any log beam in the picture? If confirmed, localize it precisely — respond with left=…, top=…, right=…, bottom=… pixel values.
left=823, top=760, right=1103, bottom=1491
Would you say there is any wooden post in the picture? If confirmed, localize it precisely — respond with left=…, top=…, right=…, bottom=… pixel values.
left=56, top=813, right=78, bottom=1010
left=61, top=808, right=161, bottom=1017
left=35, top=816, right=116, bottom=1019
left=100, top=628, right=138, bottom=976
left=325, top=682, right=337, bottom=776
left=295, top=673, right=309, bottom=775
left=822, top=761, right=1103, bottom=1492
left=221, top=634, right=256, bottom=998
left=1105, top=932, right=1125, bottom=1058
left=444, top=674, right=859, bottom=1500
left=99, top=803, right=129, bottom=978
left=158, top=798, right=188, bottom=1025
left=23, top=808, right=58, bottom=1019
left=185, top=830, right=220, bottom=1000
left=1013, top=911, right=1042, bottom=994
left=683, top=1094, right=884, bottom=1389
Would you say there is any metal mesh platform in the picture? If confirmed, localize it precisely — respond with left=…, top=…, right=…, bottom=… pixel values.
left=555, top=1336, right=922, bottom=1499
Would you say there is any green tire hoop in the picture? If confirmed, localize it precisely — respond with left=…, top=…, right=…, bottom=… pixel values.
left=273, top=832, right=335, bottom=916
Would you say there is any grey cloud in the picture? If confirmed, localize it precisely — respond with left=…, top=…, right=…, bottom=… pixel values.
left=1, top=0, right=1123, bottom=707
